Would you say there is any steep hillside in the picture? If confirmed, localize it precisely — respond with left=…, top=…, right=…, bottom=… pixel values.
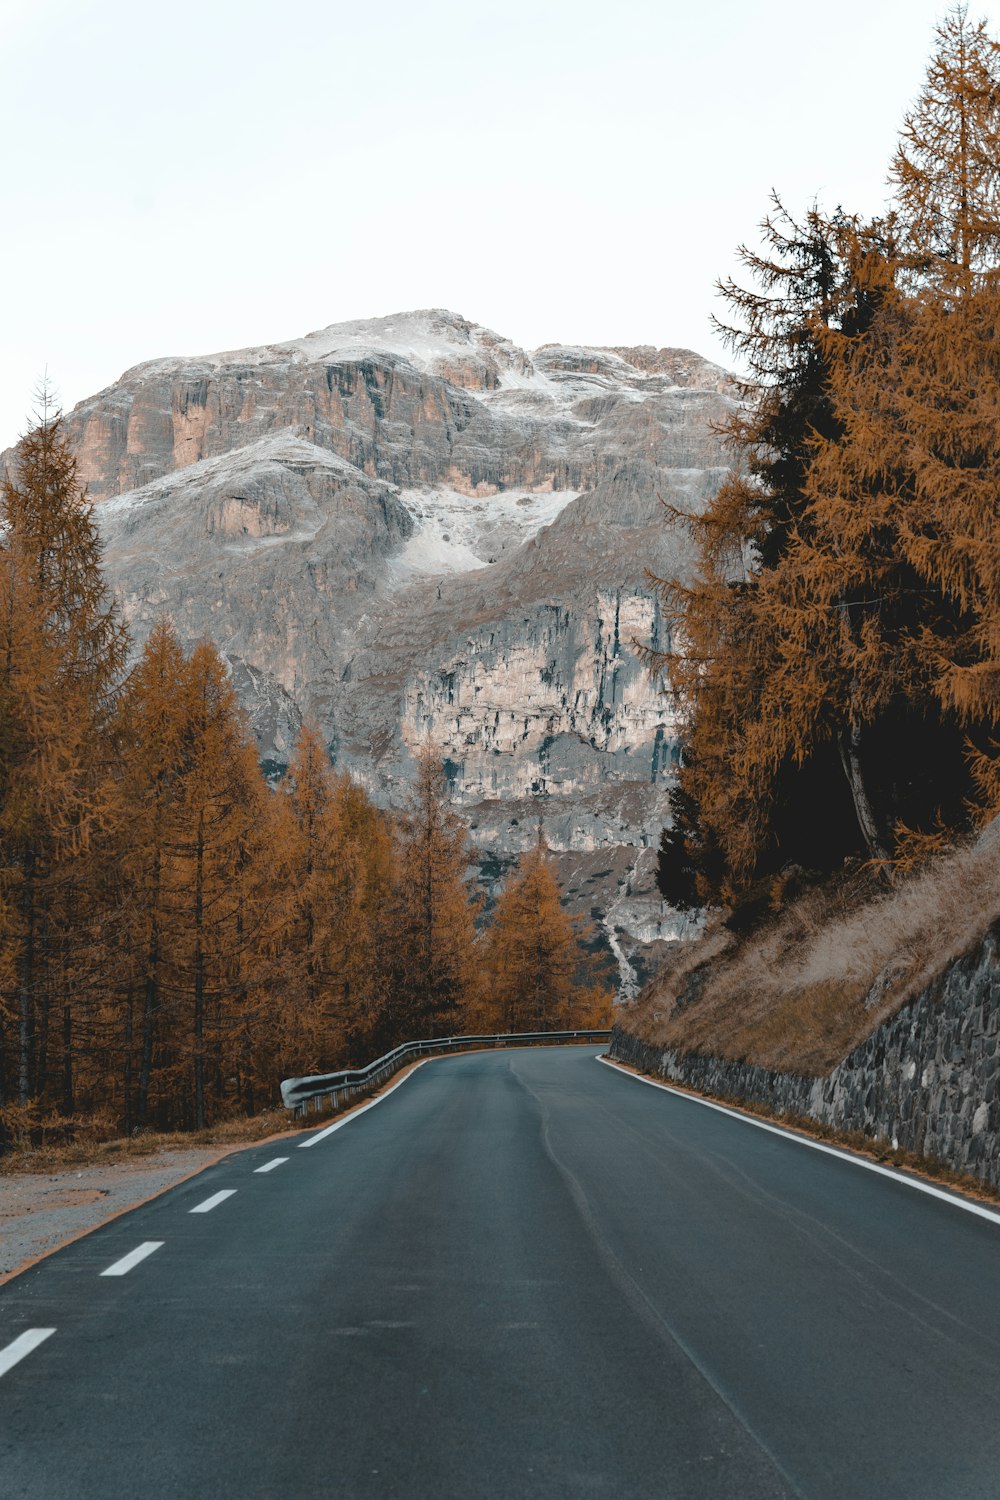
left=7, top=311, right=733, bottom=990
left=618, top=820, right=1000, bottom=1073
left=612, top=821, right=1000, bottom=1189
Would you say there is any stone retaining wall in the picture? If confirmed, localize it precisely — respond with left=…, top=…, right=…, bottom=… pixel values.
left=611, top=926, right=1000, bottom=1189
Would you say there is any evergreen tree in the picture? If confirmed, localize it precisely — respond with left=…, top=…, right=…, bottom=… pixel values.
left=114, top=619, right=190, bottom=1128
left=650, top=203, right=875, bottom=898
left=148, top=641, right=276, bottom=1128
left=111, top=628, right=298, bottom=1129
left=386, top=750, right=480, bottom=1043
left=790, top=7, right=1000, bottom=848
left=324, top=774, right=395, bottom=1063
left=0, top=399, right=127, bottom=1139
left=278, top=721, right=341, bottom=1065
left=890, top=4, right=1000, bottom=292
left=272, top=722, right=398, bottom=1070
left=482, top=836, right=612, bottom=1031
left=784, top=243, right=1000, bottom=851
left=652, top=8, right=1000, bottom=901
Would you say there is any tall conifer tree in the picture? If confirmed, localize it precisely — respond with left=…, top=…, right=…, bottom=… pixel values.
left=275, top=721, right=345, bottom=1071
left=482, top=837, right=612, bottom=1031
left=653, top=8, right=1000, bottom=900
left=0, top=398, right=126, bottom=1130
left=890, top=4, right=1000, bottom=291
left=386, top=750, right=480, bottom=1042
left=651, top=204, right=877, bottom=896
left=115, top=619, right=190, bottom=1127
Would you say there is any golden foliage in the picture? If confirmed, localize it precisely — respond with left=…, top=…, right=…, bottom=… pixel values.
left=480, top=838, right=614, bottom=1033
left=0, top=412, right=601, bottom=1150
left=384, top=750, right=483, bottom=1041
left=650, top=10, right=1000, bottom=903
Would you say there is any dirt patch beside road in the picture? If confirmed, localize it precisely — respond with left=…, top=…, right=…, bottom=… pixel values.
left=0, top=1149, right=228, bottom=1283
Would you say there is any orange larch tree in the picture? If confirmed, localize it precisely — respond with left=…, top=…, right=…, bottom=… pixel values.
left=0, top=399, right=127, bottom=1140
left=652, top=7, right=1000, bottom=905
left=385, top=749, right=481, bottom=1044
left=481, top=836, right=613, bottom=1032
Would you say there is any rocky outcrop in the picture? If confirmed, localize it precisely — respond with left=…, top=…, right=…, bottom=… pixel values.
left=8, top=310, right=735, bottom=993
left=399, top=591, right=673, bottom=798
left=611, top=927, right=1000, bottom=1187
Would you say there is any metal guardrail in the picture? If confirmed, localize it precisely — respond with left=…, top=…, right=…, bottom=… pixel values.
left=280, top=1029, right=612, bottom=1118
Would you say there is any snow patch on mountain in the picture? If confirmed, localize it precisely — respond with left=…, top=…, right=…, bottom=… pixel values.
left=387, top=485, right=581, bottom=583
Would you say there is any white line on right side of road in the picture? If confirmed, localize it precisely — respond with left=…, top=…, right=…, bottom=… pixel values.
left=297, top=1060, right=431, bottom=1149
left=100, top=1242, right=164, bottom=1277
left=0, top=1328, right=56, bottom=1379
left=189, top=1189, right=237, bottom=1215
left=253, top=1157, right=288, bottom=1174
left=598, top=1055, right=1000, bottom=1230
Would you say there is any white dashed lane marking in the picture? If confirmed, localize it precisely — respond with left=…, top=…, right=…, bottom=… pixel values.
left=189, top=1190, right=236, bottom=1215
left=253, top=1158, right=288, bottom=1174
left=100, top=1242, right=164, bottom=1277
left=0, top=1329, right=55, bottom=1379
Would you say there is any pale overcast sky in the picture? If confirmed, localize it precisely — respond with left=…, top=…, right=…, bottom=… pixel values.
left=0, top=0, right=990, bottom=449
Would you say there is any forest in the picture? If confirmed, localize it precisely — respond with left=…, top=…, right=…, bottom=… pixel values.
left=0, top=417, right=610, bottom=1150
left=656, top=4, right=1000, bottom=919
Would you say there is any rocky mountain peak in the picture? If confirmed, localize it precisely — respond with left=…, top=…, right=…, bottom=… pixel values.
left=115, top=308, right=537, bottom=397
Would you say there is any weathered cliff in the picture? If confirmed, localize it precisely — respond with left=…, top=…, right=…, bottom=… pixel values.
left=55, top=315, right=731, bottom=503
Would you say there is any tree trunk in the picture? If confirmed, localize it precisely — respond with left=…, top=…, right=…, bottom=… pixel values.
left=59, top=896, right=73, bottom=1117
left=61, top=1002, right=73, bottom=1117
left=18, top=854, right=35, bottom=1108
left=35, top=972, right=49, bottom=1111
left=194, top=810, right=205, bottom=1131
left=837, top=721, right=890, bottom=865
left=0, top=1010, right=8, bottom=1154
left=123, top=990, right=134, bottom=1137
left=136, top=851, right=161, bottom=1126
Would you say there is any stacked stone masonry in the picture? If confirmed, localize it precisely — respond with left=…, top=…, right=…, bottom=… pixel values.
left=611, top=927, right=1000, bottom=1189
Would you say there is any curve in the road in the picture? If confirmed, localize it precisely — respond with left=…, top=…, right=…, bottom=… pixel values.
left=2, top=1046, right=1000, bottom=1500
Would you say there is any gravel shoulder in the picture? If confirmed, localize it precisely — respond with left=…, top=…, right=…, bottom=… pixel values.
left=0, top=1149, right=229, bottom=1282
left=0, top=1065, right=429, bottom=1283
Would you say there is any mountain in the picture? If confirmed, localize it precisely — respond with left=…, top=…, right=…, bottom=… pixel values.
left=20, top=311, right=735, bottom=992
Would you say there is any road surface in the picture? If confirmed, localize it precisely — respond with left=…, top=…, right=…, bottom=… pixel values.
left=3, top=1045, right=1000, bottom=1498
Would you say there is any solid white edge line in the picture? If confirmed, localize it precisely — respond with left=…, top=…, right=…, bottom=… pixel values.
left=189, top=1189, right=237, bottom=1214
left=0, top=1328, right=56, bottom=1378
left=597, top=1054, right=1000, bottom=1229
left=253, top=1157, right=289, bottom=1174
left=100, top=1241, right=164, bottom=1277
left=298, top=1059, right=432, bottom=1147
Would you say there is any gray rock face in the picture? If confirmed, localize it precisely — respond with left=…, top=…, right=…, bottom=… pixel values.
left=56, top=312, right=732, bottom=503
left=17, top=310, right=734, bottom=992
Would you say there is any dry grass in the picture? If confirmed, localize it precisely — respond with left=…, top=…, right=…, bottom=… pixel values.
left=624, top=818, right=1000, bottom=1075
left=0, top=1108, right=307, bottom=1176
left=0, top=1051, right=440, bottom=1176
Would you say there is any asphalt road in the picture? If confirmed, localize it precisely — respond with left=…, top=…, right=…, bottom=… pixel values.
left=4, top=1046, right=1000, bottom=1499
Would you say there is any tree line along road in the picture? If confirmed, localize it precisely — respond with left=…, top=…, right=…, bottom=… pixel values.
left=3, top=1045, right=1000, bottom=1499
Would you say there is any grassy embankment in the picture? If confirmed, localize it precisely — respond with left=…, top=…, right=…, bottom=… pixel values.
left=620, top=821, right=1000, bottom=1075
